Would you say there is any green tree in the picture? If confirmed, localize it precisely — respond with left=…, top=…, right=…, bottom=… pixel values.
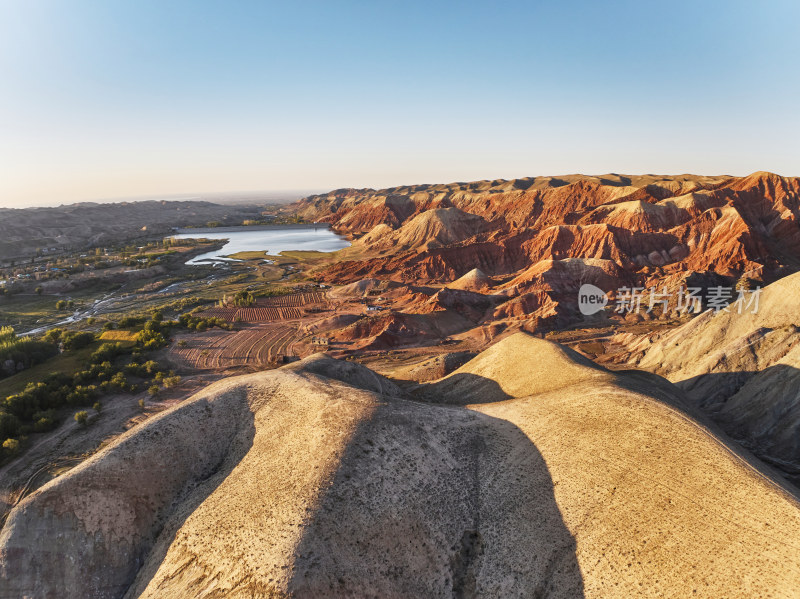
left=74, top=411, right=89, bottom=426
left=35, top=286, right=43, bottom=295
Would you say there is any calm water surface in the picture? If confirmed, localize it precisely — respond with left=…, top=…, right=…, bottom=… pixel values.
left=173, top=225, right=350, bottom=264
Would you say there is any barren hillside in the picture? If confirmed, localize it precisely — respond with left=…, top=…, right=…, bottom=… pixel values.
left=621, top=270, right=800, bottom=477
left=3, top=334, right=800, bottom=598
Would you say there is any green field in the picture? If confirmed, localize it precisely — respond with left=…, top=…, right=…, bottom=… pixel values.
left=278, top=250, right=328, bottom=261
left=0, top=342, right=97, bottom=398
left=0, top=338, right=138, bottom=399
left=225, top=251, right=270, bottom=260
left=0, top=295, right=74, bottom=329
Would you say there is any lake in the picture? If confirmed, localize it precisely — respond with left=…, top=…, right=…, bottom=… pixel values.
left=173, top=224, right=351, bottom=264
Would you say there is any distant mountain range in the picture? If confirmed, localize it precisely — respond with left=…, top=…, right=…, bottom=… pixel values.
left=0, top=200, right=263, bottom=261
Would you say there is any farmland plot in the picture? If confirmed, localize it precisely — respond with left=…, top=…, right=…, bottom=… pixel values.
left=170, top=324, right=298, bottom=370
left=198, top=291, right=327, bottom=323
left=262, top=292, right=327, bottom=307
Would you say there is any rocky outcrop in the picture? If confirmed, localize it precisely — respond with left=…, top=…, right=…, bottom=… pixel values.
left=414, top=287, right=497, bottom=322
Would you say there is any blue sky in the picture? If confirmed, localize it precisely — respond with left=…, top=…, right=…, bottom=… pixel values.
left=0, top=0, right=798, bottom=207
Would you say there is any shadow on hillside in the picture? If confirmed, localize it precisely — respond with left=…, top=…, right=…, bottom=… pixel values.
left=675, top=366, right=800, bottom=484
left=287, top=387, right=584, bottom=597
left=608, top=368, right=694, bottom=411
left=122, top=401, right=257, bottom=598
left=412, top=372, right=512, bottom=405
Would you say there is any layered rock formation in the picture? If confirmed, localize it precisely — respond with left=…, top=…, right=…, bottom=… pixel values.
left=358, top=207, right=490, bottom=252
left=302, top=172, right=800, bottom=333
left=3, top=335, right=800, bottom=598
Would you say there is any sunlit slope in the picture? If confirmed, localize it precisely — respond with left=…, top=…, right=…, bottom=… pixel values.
left=636, top=271, right=800, bottom=471
left=2, top=335, right=800, bottom=598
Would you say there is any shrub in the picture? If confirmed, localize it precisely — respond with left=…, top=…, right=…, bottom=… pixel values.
left=163, top=375, right=181, bottom=389
left=177, top=314, right=231, bottom=332
left=148, top=385, right=160, bottom=396
left=43, top=328, right=63, bottom=344
left=61, top=331, right=95, bottom=350
left=220, top=289, right=255, bottom=308
left=110, top=372, right=128, bottom=389
left=32, top=413, right=58, bottom=433
left=0, top=411, right=21, bottom=439
left=90, top=342, right=128, bottom=364
left=137, top=318, right=167, bottom=350
left=93, top=402, right=102, bottom=412
left=2, top=438, right=20, bottom=456
left=118, top=315, right=146, bottom=328
left=74, top=411, right=88, bottom=425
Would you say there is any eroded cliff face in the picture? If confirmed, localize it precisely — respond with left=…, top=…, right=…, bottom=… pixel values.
left=4, top=336, right=800, bottom=598
left=299, top=172, right=800, bottom=333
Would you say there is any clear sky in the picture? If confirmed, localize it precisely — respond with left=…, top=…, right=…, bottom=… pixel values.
left=1, top=0, right=798, bottom=207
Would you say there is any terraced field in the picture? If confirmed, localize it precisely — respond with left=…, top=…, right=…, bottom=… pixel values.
left=200, top=306, right=302, bottom=321
left=171, top=324, right=298, bottom=370
left=198, top=292, right=327, bottom=323
left=264, top=291, right=327, bottom=306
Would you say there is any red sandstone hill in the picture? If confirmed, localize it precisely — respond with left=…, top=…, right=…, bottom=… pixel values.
left=295, top=172, right=800, bottom=335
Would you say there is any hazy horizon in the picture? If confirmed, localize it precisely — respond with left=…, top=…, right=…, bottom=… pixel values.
left=3, top=169, right=799, bottom=210
left=1, top=1, right=798, bottom=208
left=0, top=188, right=323, bottom=210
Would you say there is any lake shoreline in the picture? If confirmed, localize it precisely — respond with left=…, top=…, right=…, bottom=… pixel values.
left=172, top=224, right=349, bottom=265
left=174, top=223, right=331, bottom=235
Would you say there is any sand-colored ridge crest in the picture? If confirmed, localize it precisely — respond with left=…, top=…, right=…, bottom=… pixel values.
left=426, top=332, right=614, bottom=403
left=446, top=267, right=492, bottom=292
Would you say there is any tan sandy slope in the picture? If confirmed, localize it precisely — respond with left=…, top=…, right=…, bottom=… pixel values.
left=446, top=267, right=493, bottom=292
left=632, top=271, right=800, bottom=472
left=2, top=334, right=800, bottom=598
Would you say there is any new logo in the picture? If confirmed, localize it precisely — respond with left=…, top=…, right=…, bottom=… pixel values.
left=578, top=284, right=608, bottom=315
